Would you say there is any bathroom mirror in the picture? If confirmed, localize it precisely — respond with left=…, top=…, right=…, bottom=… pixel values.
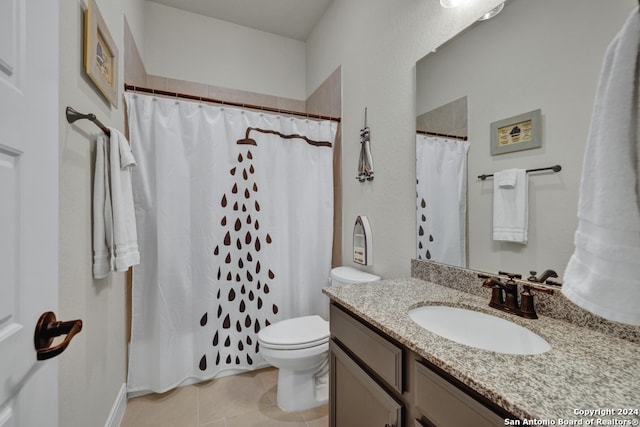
left=415, top=0, right=636, bottom=276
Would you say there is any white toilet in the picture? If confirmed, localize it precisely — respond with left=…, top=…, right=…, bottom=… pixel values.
left=257, top=266, right=381, bottom=412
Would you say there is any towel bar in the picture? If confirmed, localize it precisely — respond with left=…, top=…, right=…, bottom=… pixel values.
left=66, top=106, right=110, bottom=136
left=478, top=165, right=561, bottom=181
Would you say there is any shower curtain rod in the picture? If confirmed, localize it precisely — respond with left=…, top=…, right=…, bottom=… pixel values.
left=417, top=130, right=468, bottom=141
left=124, top=84, right=341, bottom=123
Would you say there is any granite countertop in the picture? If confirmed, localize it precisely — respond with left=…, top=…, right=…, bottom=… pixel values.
left=323, top=278, right=640, bottom=423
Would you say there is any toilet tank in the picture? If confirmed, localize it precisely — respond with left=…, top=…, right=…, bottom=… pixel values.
left=330, top=266, right=380, bottom=286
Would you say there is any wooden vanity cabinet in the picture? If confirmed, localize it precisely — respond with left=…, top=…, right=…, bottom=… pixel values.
left=329, top=302, right=513, bottom=427
left=330, top=303, right=404, bottom=427
left=330, top=341, right=403, bottom=427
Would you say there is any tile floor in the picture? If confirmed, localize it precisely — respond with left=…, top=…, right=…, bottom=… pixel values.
left=121, top=367, right=328, bottom=427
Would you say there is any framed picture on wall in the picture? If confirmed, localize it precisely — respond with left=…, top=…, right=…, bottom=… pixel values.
left=84, top=0, right=119, bottom=107
left=490, top=109, right=541, bottom=155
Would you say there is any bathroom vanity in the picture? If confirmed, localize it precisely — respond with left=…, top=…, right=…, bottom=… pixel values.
left=324, top=261, right=640, bottom=427
left=329, top=302, right=509, bottom=426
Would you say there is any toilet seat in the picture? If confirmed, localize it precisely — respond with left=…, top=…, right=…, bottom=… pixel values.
left=258, top=315, right=329, bottom=350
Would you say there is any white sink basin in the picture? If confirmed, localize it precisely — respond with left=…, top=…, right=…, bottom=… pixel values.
left=408, top=305, right=551, bottom=355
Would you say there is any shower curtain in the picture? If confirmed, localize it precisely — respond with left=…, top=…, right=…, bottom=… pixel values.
left=416, top=135, right=470, bottom=267
left=125, top=93, right=336, bottom=394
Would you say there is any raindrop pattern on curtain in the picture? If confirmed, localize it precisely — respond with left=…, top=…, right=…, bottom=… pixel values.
left=416, top=187, right=433, bottom=260
left=125, top=92, right=336, bottom=394
left=198, top=149, right=277, bottom=371
left=415, top=135, right=469, bottom=267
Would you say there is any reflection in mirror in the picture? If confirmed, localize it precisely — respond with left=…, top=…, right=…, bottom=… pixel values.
left=416, top=98, right=469, bottom=267
left=416, top=0, right=636, bottom=277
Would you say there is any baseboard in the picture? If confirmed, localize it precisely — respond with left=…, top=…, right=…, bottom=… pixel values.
left=104, top=383, right=127, bottom=427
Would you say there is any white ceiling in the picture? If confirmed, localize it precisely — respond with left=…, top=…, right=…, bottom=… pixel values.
left=146, top=0, right=334, bottom=41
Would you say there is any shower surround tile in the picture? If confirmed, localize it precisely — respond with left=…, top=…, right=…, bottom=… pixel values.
left=124, top=18, right=147, bottom=88
left=416, top=96, right=467, bottom=138
left=167, top=77, right=209, bottom=98
left=145, top=74, right=168, bottom=91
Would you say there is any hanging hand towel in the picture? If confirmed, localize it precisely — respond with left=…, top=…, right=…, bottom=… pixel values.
left=108, top=127, right=140, bottom=272
left=493, top=168, right=528, bottom=244
left=92, top=135, right=113, bottom=279
left=496, top=168, right=517, bottom=188
left=92, top=129, right=140, bottom=279
left=562, top=8, right=640, bottom=326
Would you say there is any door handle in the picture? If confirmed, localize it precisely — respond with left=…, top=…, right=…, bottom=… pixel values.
left=34, top=311, right=83, bottom=361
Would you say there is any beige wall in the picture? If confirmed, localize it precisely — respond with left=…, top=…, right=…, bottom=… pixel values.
left=58, top=1, right=145, bottom=425
left=143, top=1, right=307, bottom=100
left=306, top=0, right=505, bottom=278
left=135, top=0, right=506, bottom=280
left=416, top=0, right=636, bottom=276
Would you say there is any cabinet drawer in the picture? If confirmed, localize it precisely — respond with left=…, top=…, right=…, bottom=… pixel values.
left=330, top=341, right=403, bottom=427
left=330, top=303, right=403, bottom=393
left=415, top=362, right=504, bottom=427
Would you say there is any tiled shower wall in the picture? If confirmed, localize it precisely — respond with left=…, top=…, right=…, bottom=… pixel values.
left=416, top=96, right=467, bottom=138
left=306, top=68, right=342, bottom=266
left=124, top=20, right=342, bottom=267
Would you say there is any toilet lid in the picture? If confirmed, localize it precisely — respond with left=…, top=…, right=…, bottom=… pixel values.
left=258, top=315, right=329, bottom=348
left=331, top=266, right=380, bottom=284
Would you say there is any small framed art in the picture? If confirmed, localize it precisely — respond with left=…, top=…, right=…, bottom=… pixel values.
left=84, top=0, right=119, bottom=107
left=490, top=109, right=541, bottom=155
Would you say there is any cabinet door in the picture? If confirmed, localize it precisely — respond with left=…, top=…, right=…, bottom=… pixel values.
left=330, top=341, right=403, bottom=427
left=415, top=362, right=505, bottom=427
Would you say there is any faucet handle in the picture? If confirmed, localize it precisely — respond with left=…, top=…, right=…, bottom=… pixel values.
left=520, top=287, right=538, bottom=319
left=523, top=284, right=554, bottom=295
left=477, top=273, right=499, bottom=282
left=478, top=275, right=505, bottom=308
left=520, top=284, right=554, bottom=319
left=498, top=271, right=522, bottom=281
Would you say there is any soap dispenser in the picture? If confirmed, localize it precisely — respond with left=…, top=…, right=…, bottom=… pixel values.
left=353, top=216, right=373, bottom=265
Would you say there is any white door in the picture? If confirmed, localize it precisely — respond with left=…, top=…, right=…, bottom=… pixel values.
left=0, top=0, right=60, bottom=426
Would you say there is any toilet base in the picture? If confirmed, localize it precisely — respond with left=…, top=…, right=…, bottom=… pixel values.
left=275, top=365, right=328, bottom=412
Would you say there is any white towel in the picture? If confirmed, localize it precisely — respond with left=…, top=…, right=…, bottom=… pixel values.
left=109, top=128, right=140, bottom=271
left=93, top=136, right=112, bottom=279
left=492, top=168, right=528, bottom=244
left=92, top=129, right=140, bottom=279
left=562, top=8, right=640, bottom=326
left=497, top=168, right=517, bottom=188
